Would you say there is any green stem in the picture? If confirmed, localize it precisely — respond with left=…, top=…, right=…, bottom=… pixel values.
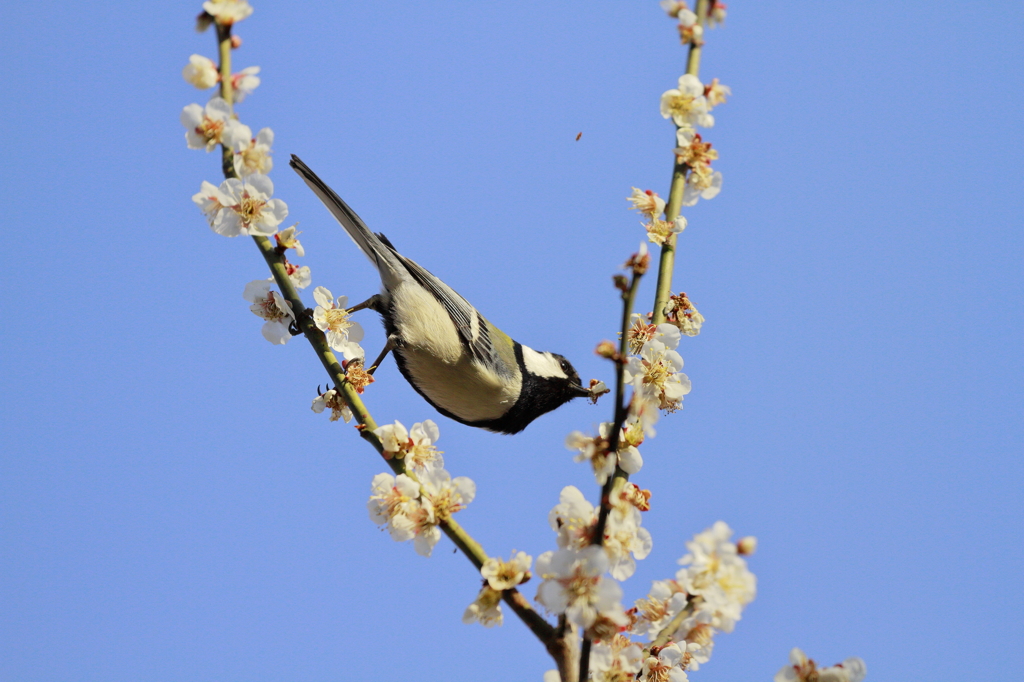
left=209, top=17, right=554, bottom=650
left=651, top=0, right=709, bottom=325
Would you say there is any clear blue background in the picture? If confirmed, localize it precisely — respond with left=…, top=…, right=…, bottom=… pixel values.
left=1, top=1, right=1021, bottom=680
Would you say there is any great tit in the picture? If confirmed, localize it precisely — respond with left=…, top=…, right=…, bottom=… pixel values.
left=290, top=155, right=592, bottom=434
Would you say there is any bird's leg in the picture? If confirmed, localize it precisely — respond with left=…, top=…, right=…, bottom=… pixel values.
left=367, top=334, right=401, bottom=375
left=346, top=294, right=384, bottom=314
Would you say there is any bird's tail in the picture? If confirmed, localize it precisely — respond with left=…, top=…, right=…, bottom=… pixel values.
left=289, top=154, right=404, bottom=289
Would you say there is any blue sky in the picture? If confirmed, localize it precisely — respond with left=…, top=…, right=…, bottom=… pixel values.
left=1, top=1, right=1022, bottom=680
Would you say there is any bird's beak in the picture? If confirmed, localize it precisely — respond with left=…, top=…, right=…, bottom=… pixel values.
left=570, top=384, right=593, bottom=398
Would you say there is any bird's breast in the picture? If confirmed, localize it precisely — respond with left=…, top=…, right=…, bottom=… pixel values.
left=390, top=283, right=522, bottom=422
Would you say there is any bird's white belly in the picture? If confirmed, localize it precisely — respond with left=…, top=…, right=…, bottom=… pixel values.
left=391, top=283, right=520, bottom=422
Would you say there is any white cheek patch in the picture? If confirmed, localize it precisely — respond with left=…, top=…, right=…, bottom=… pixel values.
left=522, top=346, right=568, bottom=379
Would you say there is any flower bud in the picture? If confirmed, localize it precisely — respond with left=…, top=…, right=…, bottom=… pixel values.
left=737, top=536, right=757, bottom=555
left=612, top=274, right=629, bottom=292
left=595, top=341, right=617, bottom=359
left=231, top=34, right=243, bottom=48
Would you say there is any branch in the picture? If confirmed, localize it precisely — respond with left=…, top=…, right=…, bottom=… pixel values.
left=651, top=0, right=710, bottom=325
left=578, top=267, right=643, bottom=682
left=209, top=17, right=554, bottom=651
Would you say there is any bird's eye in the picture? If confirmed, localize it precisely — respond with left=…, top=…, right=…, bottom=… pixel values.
left=560, top=360, right=569, bottom=372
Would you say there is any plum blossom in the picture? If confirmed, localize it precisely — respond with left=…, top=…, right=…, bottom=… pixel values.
left=775, top=648, right=867, bottom=682
left=565, top=422, right=643, bottom=485
left=535, top=546, right=624, bottom=629
left=481, top=551, right=532, bottom=591
left=603, top=506, right=652, bottom=580
left=311, top=388, right=352, bottom=423
left=660, top=75, right=713, bottom=129
left=627, top=187, right=666, bottom=220
left=283, top=261, right=311, bottom=289
left=367, top=472, right=420, bottom=543
left=181, top=98, right=249, bottom=151
left=233, top=127, right=273, bottom=177
left=312, top=286, right=365, bottom=360
left=675, top=522, right=756, bottom=633
left=548, top=486, right=597, bottom=550
left=590, top=634, right=644, bottom=682
left=663, top=292, right=704, bottom=337
left=202, top=0, right=253, bottom=25
left=192, top=174, right=288, bottom=237
left=231, top=66, right=261, bottom=102
left=630, top=579, right=689, bottom=640
left=625, top=336, right=691, bottom=413
left=675, top=128, right=722, bottom=206
left=373, top=419, right=444, bottom=472
left=704, top=78, right=731, bottom=108
left=639, top=642, right=689, bottom=682
left=708, top=1, right=728, bottom=28
left=682, top=170, right=721, bottom=206
left=645, top=216, right=687, bottom=246
left=242, top=279, right=294, bottom=345
left=659, top=0, right=688, bottom=17
left=676, top=9, right=703, bottom=45
left=275, top=225, right=304, bottom=256
left=462, top=586, right=503, bottom=627
left=413, top=466, right=475, bottom=556
left=182, top=54, right=219, bottom=89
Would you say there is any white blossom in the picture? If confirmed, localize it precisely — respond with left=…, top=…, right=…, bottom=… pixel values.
left=675, top=521, right=756, bottom=633
left=231, top=66, right=261, bottom=102
left=705, top=78, right=731, bottom=108
left=311, top=388, right=352, bottom=423
left=414, top=466, right=475, bottom=557
left=202, top=0, right=253, bottom=25
left=630, top=579, right=689, bottom=640
left=192, top=174, right=288, bottom=237
left=775, top=648, right=867, bottom=682
left=373, top=419, right=444, bottom=472
left=627, top=187, right=666, bottom=220
left=535, top=547, right=623, bottom=629
left=312, top=286, right=365, bottom=359
left=242, top=279, right=294, bottom=344
left=481, top=551, right=532, bottom=591
left=367, top=472, right=421, bottom=543
left=548, top=486, right=597, bottom=550
left=681, top=170, right=722, bottom=206
left=660, top=75, right=713, bottom=129
left=180, top=98, right=249, bottom=152
left=182, top=54, right=219, bottom=90
left=591, top=634, right=644, bottom=682
left=659, top=0, right=688, bottom=18
left=233, top=127, right=273, bottom=177
left=462, top=586, right=503, bottom=627
left=640, top=642, right=689, bottom=682
left=283, top=261, right=311, bottom=289
left=565, top=423, right=643, bottom=485
left=603, top=507, right=652, bottom=580
left=625, top=338, right=692, bottom=413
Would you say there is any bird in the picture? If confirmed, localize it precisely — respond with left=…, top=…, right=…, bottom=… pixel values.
left=289, top=155, right=592, bottom=434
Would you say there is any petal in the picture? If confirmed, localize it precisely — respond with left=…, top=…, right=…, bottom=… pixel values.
left=313, top=286, right=333, bottom=308
left=242, top=279, right=272, bottom=302
left=261, top=320, right=292, bottom=345
left=618, top=446, right=643, bottom=475
left=247, top=173, right=274, bottom=197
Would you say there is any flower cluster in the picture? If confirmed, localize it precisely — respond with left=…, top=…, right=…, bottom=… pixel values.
left=660, top=1, right=702, bottom=46
left=374, top=420, right=444, bottom=471
left=546, top=485, right=651, bottom=582
left=626, top=522, right=757, bottom=675
left=624, top=322, right=691, bottom=414
left=367, top=453, right=475, bottom=557
left=462, top=550, right=534, bottom=628
left=775, top=648, right=867, bottom=682
left=627, top=188, right=687, bottom=246
left=676, top=128, right=722, bottom=206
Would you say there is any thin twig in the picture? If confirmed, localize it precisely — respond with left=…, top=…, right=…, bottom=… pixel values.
left=651, top=0, right=709, bottom=325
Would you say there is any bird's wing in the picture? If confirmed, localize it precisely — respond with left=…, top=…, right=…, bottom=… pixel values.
left=377, top=237, right=510, bottom=376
